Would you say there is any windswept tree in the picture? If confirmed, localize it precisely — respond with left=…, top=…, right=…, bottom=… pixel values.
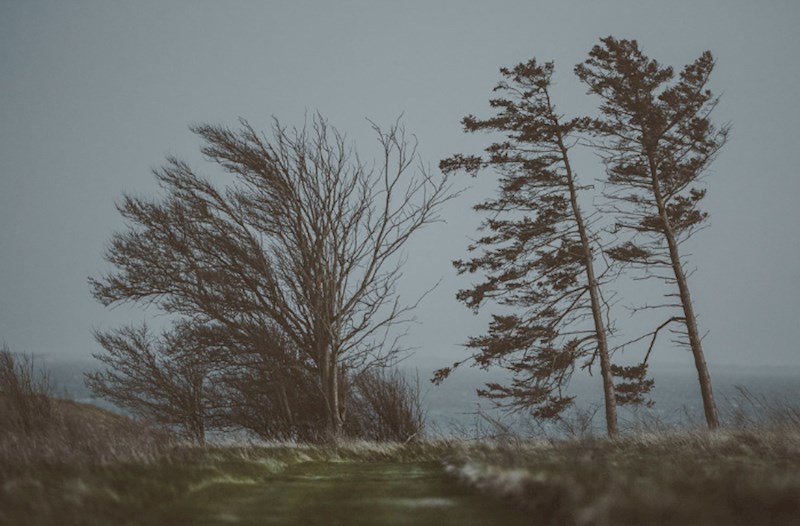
left=435, top=59, right=638, bottom=436
left=575, top=37, right=729, bottom=429
left=86, top=323, right=221, bottom=443
left=90, top=114, right=453, bottom=439
left=210, top=325, right=334, bottom=442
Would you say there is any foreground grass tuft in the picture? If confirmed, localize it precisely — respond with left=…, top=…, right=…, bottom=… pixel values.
left=443, top=430, right=800, bottom=526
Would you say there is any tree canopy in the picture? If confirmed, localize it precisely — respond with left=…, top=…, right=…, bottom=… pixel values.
left=90, top=114, right=453, bottom=439
left=576, top=37, right=729, bottom=428
left=436, top=59, right=629, bottom=434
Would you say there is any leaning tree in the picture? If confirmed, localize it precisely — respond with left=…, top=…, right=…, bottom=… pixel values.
left=576, top=37, right=729, bottom=429
left=88, top=318, right=327, bottom=442
left=86, top=322, right=222, bottom=443
left=435, top=59, right=650, bottom=436
left=90, top=114, right=453, bottom=439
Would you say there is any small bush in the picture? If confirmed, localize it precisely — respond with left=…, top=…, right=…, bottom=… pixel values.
left=347, top=368, right=426, bottom=443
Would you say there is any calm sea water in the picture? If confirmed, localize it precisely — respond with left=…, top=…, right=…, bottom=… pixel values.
left=420, top=362, right=800, bottom=436
left=44, top=356, right=800, bottom=437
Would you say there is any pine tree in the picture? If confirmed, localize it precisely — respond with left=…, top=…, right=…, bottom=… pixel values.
left=436, top=59, right=627, bottom=436
left=576, top=37, right=729, bottom=429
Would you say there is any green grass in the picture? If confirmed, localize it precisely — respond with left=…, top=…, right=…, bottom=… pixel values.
left=1, top=438, right=511, bottom=526
left=0, top=400, right=461, bottom=526
left=132, top=459, right=533, bottom=526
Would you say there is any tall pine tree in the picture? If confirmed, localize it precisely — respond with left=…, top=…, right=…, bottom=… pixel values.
left=576, top=37, right=729, bottom=429
left=436, top=59, right=635, bottom=436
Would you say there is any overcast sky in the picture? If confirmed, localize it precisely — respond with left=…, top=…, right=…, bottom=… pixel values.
left=1, top=0, right=798, bottom=371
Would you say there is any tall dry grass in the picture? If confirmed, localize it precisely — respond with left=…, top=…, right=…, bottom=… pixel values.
left=443, top=412, right=800, bottom=526
left=0, top=345, right=177, bottom=468
left=0, top=346, right=192, bottom=525
left=0, top=345, right=54, bottom=436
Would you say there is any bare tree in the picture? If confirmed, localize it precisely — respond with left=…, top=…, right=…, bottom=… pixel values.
left=576, top=37, right=729, bottom=429
left=88, top=320, right=418, bottom=443
left=89, top=114, right=453, bottom=439
left=211, top=329, right=331, bottom=442
left=434, top=59, right=631, bottom=436
left=86, top=323, right=222, bottom=443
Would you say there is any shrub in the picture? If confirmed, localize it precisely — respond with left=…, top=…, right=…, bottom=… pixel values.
left=347, top=368, right=426, bottom=442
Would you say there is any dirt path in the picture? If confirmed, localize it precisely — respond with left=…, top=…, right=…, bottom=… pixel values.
left=134, top=461, right=530, bottom=525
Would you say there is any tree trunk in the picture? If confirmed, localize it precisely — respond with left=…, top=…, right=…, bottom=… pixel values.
left=556, top=130, right=619, bottom=438
left=647, top=153, right=720, bottom=429
left=320, top=353, right=343, bottom=441
left=277, top=383, right=295, bottom=429
left=188, top=407, right=205, bottom=444
left=190, top=376, right=206, bottom=444
left=191, top=419, right=205, bottom=445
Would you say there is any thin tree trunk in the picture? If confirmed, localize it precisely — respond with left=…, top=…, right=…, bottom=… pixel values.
left=191, top=418, right=205, bottom=445
left=191, top=376, right=206, bottom=444
left=320, top=353, right=343, bottom=441
left=277, top=383, right=294, bottom=429
left=329, top=361, right=342, bottom=438
left=555, top=128, right=619, bottom=438
left=646, top=153, right=720, bottom=429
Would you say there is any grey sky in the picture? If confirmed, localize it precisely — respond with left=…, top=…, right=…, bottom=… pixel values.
left=1, top=0, right=798, bottom=370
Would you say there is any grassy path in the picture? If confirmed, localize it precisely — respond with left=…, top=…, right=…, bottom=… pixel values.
left=133, top=461, right=530, bottom=526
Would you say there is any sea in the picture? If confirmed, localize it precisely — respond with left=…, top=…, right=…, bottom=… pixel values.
left=42, top=356, right=800, bottom=438
left=420, top=362, right=800, bottom=436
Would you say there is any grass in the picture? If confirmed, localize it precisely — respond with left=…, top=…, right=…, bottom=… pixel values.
left=5, top=420, right=800, bottom=525
left=0, top=398, right=454, bottom=526
left=132, top=458, right=534, bottom=526
left=2, top=347, right=799, bottom=525
left=443, top=430, right=800, bottom=526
